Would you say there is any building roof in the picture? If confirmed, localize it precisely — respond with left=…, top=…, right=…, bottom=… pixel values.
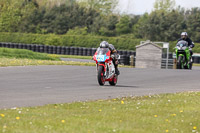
left=136, top=40, right=163, bottom=50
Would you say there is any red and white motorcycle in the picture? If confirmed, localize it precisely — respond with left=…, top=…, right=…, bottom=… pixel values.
left=93, top=47, right=119, bottom=86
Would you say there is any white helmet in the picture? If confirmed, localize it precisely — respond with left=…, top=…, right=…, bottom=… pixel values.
left=181, top=32, right=188, bottom=36
left=181, top=32, right=188, bottom=39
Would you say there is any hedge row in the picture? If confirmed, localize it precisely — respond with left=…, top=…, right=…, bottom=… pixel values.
left=0, top=32, right=199, bottom=53
left=0, top=32, right=142, bottom=51
left=0, top=42, right=136, bottom=57
left=0, top=42, right=135, bottom=65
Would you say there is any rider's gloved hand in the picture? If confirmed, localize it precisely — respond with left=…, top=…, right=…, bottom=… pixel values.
left=111, top=54, right=115, bottom=59
left=189, top=46, right=193, bottom=50
left=190, top=42, right=195, bottom=48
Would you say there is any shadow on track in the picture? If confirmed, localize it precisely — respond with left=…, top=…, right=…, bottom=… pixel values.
left=98, top=85, right=139, bottom=88
left=115, top=85, right=139, bottom=88
left=90, top=83, right=139, bottom=88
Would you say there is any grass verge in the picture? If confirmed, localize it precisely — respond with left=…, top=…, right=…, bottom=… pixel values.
left=0, top=47, right=92, bottom=60
left=0, top=92, right=200, bottom=133
left=0, top=48, right=94, bottom=67
left=0, top=48, right=131, bottom=67
left=0, top=58, right=96, bottom=67
left=0, top=48, right=60, bottom=61
left=193, top=63, right=200, bottom=66
left=0, top=58, right=130, bottom=67
left=56, top=54, right=92, bottom=60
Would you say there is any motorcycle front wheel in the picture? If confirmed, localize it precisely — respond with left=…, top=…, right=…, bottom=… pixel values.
left=98, top=65, right=105, bottom=86
left=177, top=56, right=184, bottom=69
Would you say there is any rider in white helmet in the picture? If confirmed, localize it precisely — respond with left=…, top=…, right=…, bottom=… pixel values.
left=178, top=32, right=194, bottom=48
left=178, top=32, right=195, bottom=62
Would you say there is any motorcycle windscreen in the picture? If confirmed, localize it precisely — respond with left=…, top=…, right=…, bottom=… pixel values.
left=96, top=48, right=110, bottom=62
left=176, top=40, right=188, bottom=47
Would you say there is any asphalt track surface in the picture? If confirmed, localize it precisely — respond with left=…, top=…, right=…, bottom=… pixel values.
left=0, top=65, right=200, bottom=109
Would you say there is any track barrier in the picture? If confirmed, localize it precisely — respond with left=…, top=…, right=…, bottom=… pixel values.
left=0, top=42, right=200, bottom=67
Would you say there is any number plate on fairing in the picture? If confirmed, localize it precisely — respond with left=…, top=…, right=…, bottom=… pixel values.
left=96, top=55, right=109, bottom=62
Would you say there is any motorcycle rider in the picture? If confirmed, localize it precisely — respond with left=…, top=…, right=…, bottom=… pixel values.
left=99, top=41, right=120, bottom=75
left=178, top=32, right=195, bottom=62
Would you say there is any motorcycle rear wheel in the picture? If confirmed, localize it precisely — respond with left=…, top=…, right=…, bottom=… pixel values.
left=109, top=74, right=118, bottom=86
left=189, top=62, right=193, bottom=70
left=98, top=65, right=105, bottom=86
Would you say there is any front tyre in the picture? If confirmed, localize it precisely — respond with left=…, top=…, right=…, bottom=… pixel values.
left=98, top=65, right=105, bottom=86
left=109, top=74, right=118, bottom=86
left=177, top=56, right=183, bottom=69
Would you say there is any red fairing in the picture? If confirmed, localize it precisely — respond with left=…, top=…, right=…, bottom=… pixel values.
left=105, top=50, right=111, bottom=62
left=93, top=51, right=98, bottom=63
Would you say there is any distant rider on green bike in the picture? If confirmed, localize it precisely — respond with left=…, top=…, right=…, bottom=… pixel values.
left=177, top=32, right=195, bottom=63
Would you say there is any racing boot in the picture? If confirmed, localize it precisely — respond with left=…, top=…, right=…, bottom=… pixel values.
left=190, top=57, right=193, bottom=63
left=115, top=65, right=120, bottom=75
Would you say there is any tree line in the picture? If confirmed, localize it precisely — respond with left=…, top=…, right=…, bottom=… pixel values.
left=0, top=0, right=200, bottom=42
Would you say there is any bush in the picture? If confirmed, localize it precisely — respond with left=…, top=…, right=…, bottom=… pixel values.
left=0, top=32, right=142, bottom=50
left=45, top=34, right=62, bottom=46
left=1, top=32, right=198, bottom=53
left=66, top=27, right=88, bottom=35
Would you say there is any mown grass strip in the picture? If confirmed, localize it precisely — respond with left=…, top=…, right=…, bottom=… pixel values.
left=0, top=48, right=131, bottom=67
left=0, top=48, right=61, bottom=60
left=0, top=58, right=96, bottom=67
left=0, top=58, right=130, bottom=67
left=193, top=63, right=200, bottom=66
left=0, top=47, right=95, bottom=66
left=0, top=47, right=93, bottom=60
left=0, top=92, right=200, bottom=133
left=55, top=54, right=93, bottom=60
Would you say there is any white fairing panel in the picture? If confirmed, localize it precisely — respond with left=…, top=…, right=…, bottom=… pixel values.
left=106, top=60, right=115, bottom=79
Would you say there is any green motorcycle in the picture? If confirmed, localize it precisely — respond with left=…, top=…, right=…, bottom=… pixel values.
left=175, top=40, right=192, bottom=69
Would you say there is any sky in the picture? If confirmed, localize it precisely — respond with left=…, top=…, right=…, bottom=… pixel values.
left=118, top=0, right=200, bottom=14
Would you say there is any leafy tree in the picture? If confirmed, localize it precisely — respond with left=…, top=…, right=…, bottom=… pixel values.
left=88, top=16, right=104, bottom=34
left=99, top=15, right=118, bottom=36
left=133, top=13, right=149, bottom=39
left=35, top=0, right=76, bottom=8
left=19, top=1, right=42, bottom=33
left=77, top=0, right=118, bottom=15
left=154, top=0, right=175, bottom=12
left=116, top=15, right=132, bottom=35
left=0, top=0, right=39, bottom=32
left=39, top=2, right=101, bottom=34
left=185, top=8, right=200, bottom=42
left=133, top=10, right=185, bottom=41
left=0, top=0, right=22, bottom=32
left=130, top=15, right=140, bottom=28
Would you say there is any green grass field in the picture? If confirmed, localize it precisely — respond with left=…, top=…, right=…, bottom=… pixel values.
left=0, top=58, right=96, bottom=67
left=0, top=48, right=133, bottom=67
left=193, top=63, right=200, bottom=66
left=0, top=92, right=200, bottom=133
left=0, top=47, right=92, bottom=60
left=1, top=48, right=200, bottom=132
left=0, top=48, right=95, bottom=67
left=0, top=48, right=60, bottom=60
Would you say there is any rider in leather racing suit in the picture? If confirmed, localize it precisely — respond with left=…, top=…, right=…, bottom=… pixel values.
left=178, top=32, right=195, bottom=63
left=99, top=41, right=120, bottom=75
